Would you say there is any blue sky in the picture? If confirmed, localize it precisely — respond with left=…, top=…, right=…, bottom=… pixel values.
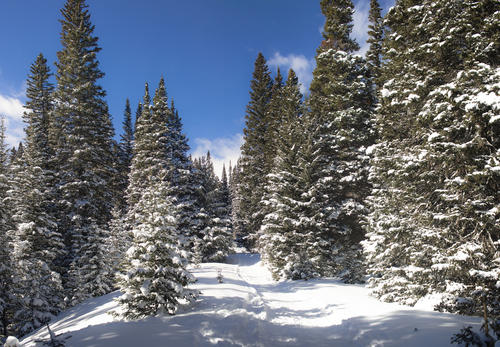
left=0, top=0, right=393, bottom=176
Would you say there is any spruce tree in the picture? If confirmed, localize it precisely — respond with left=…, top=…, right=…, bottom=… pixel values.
left=304, top=0, right=374, bottom=281
left=258, top=69, right=321, bottom=280
left=196, top=154, right=233, bottom=262
left=119, top=82, right=197, bottom=318
left=0, top=117, right=14, bottom=338
left=50, top=0, right=115, bottom=304
left=366, top=0, right=383, bottom=89
left=237, top=53, right=273, bottom=249
left=113, top=98, right=135, bottom=213
left=363, top=0, right=500, bottom=313
left=165, top=97, right=203, bottom=259
left=120, top=99, right=134, bottom=167
left=9, top=54, right=64, bottom=335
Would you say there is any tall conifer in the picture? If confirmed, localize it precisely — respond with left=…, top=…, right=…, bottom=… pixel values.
left=51, top=0, right=115, bottom=304
left=305, top=0, right=374, bottom=281
left=237, top=53, right=273, bottom=249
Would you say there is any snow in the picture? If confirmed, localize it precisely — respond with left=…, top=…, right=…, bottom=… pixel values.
left=21, top=254, right=481, bottom=347
left=4, top=336, right=20, bottom=347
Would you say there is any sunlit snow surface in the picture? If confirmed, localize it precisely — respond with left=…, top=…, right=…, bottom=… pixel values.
left=21, top=254, right=480, bottom=346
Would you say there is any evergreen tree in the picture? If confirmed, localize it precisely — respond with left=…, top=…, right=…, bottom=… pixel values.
left=259, top=69, right=320, bottom=280
left=134, top=102, right=142, bottom=134
left=363, top=0, right=500, bottom=313
left=366, top=0, right=383, bottom=89
left=0, top=117, right=14, bottom=338
left=119, top=82, right=197, bottom=318
left=263, top=68, right=284, bottom=174
left=165, top=97, right=203, bottom=259
left=119, top=181, right=197, bottom=319
left=196, top=154, right=233, bottom=262
left=113, top=98, right=135, bottom=213
left=50, top=0, right=115, bottom=304
left=9, top=54, right=64, bottom=335
left=305, top=0, right=375, bottom=281
left=237, top=53, right=273, bottom=249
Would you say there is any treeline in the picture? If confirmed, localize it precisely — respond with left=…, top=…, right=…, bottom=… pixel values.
left=231, top=0, right=499, bottom=340
left=0, top=0, right=232, bottom=339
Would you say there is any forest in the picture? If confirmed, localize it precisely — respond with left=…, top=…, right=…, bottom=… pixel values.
left=0, top=0, right=498, bottom=345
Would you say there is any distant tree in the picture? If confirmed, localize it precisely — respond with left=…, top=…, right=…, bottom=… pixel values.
left=196, top=154, right=233, bottom=262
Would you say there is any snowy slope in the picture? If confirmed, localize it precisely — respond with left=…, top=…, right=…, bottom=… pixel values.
left=20, top=254, right=481, bottom=346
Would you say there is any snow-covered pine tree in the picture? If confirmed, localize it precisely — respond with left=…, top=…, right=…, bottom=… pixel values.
left=363, top=0, right=499, bottom=311
left=120, top=99, right=134, bottom=170
left=229, top=160, right=244, bottom=246
left=196, top=154, right=233, bottom=262
left=263, top=68, right=284, bottom=174
left=119, top=82, right=197, bottom=318
left=165, top=98, right=204, bottom=259
left=119, top=181, right=197, bottom=319
left=134, top=102, right=142, bottom=134
left=237, top=53, right=273, bottom=249
left=366, top=0, right=383, bottom=90
left=0, top=117, right=15, bottom=339
left=305, top=0, right=375, bottom=281
left=50, top=0, right=115, bottom=304
left=9, top=54, right=65, bottom=336
left=258, top=69, right=322, bottom=280
left=112, top=99, right=135, bottom=214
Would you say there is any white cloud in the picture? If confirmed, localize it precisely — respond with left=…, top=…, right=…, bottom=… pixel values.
left=352, top=0, right=371, bottom=56
left=268, top=53, right=314, bottom=95
left=0, top=93, right=25, bottom=147
left=191, top=133, right=243, bottom=178
left=0, top=94, right=24, bottom=120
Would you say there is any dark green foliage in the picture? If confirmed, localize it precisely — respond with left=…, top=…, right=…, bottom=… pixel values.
left=319, top=0, right=359, bottom=52
left=366, top=0, right=383, bottom=89
left=305, top=0, right=374, bottom=281
left=237, top=53, right=273, bottom=249
left=51, top=0, right=115, bottom=304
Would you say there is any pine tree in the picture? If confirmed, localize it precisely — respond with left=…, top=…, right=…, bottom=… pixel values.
left=112, top=98, right=135, bottom=213
left=0, top=117, right=15, bottom=338
left=363, top=0, right=500, bottom=312
left=366, top=0, right=383, bottom=89
left=304, top=0, right=375, bottom=281
left=119, top=82, right=197, bottom=318
left=165, top=98, right=203, bottom=259
left=50, top=0, right=115, bottom=304
left=9, top=54, right=64, bottom=335
left=196, top=155, right=233, bottom=262
left=237, top=53, right=273, bottom=249
left=119, top=182, right=197, bottom=319
left=259, top=69, right=321, bottom=280
left=134, top=102, right=142, bottom=134
left=120, top=99, right=134, bottom=167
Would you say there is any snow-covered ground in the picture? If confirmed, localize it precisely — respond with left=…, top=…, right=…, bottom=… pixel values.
left=21, top=254, right=481, bottom=346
